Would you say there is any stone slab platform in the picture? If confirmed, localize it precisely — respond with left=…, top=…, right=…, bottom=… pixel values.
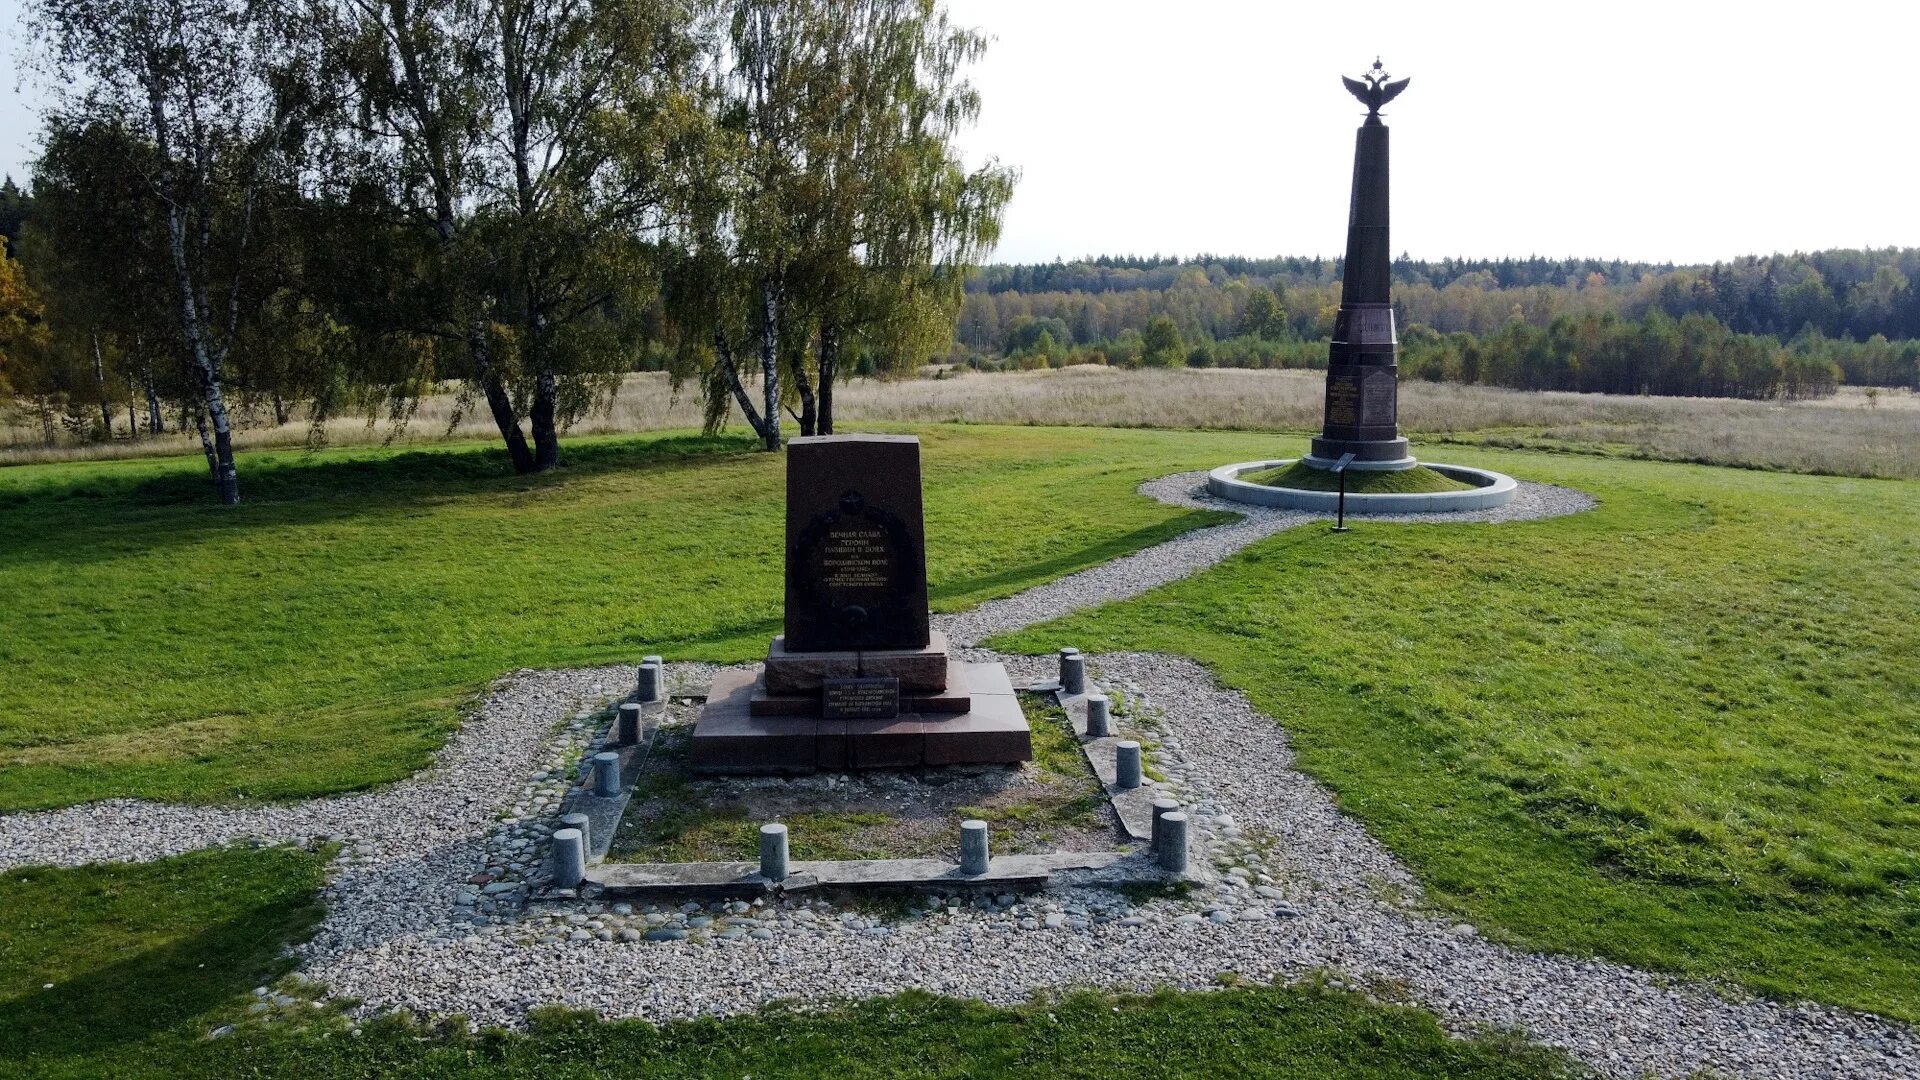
left=692, top=663, right=1032, bottom=774
left=1061, top=686, right=1159, bottom=843
left=586, top=850, right=1131, bottom=900
left=765, top=633, right=949, bottom=694
left=749, top=661, right=1012, bottom=717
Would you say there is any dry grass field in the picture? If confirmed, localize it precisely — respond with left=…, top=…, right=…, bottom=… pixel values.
left=6, top=365, right=1916, bottom=478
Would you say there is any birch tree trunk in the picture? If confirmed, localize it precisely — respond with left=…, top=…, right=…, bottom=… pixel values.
left=817, top=318, right=838, bottom=435
left=529, top=371, right=560, bottom=471
left=91, top=332, right=113, bottom=437
left=713, top=331, right=772, bottom=445
left=144, top=358, right=164, bottom=435
left=758, top=279, right=782, bottom=451
left=790, top=349, right=816, bottom=437
left=465, top=320, right=536, bottom=474
left=151, top=81, right=240, bottom=505
left=192, top=402, right=218, bottom=484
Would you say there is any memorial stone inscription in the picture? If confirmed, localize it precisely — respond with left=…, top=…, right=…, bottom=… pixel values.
left=821, top=676, right=901, bottom=720
left=784, top=435, right=932, bottom=652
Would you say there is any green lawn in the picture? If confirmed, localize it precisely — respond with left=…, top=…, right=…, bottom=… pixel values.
left=998, top=448, right=1920, bottom=1021
left=0, top=845, right=328, bottom=1070
left=0, top=426, right=1256, bottom=811
left=0, top=847, right=1577, bottom=1080
left=5, top=424, right=1919, bottom=1061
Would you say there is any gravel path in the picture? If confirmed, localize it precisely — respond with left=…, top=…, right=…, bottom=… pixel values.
left=0, top=668, right=640, bottom=871
left=3, top=472, right=1914, bottom=1079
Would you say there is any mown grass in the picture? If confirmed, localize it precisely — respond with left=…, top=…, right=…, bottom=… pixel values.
left=0, top=425, right=1256, bottom=812
left=1242, top=460, right=1474, bottom=493
left=0, top=846, right=329, bottom=1071
left=0, top=849, right=1580, bottom=1079
left=997, top=448, right=1920, bottom=1021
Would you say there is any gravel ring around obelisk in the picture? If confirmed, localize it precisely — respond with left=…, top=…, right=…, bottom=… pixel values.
left=3, top=472, right=1916, bottom=1080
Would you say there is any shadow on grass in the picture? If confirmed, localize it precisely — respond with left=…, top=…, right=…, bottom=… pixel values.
left=0, top=434, right=765, bottom=567
left=927, top=510, right=1231, bottom=611
left=1, top=433, right=760, bottom=507
left=0, top=848, right=326, bottom=1063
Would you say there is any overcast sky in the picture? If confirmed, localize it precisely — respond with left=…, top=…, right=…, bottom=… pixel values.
left=4, top=0, right=1915, bottom=265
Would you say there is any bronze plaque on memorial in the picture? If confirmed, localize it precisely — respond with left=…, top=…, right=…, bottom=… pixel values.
left=785, top=435, right=932, bottom=652
left=822, top=676, right=900, bottom=720
left=1325, top=372, right=1362, bottom=427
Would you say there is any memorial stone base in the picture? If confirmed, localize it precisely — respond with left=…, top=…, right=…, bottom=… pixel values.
left=691, top=636, right=1033, bottom=774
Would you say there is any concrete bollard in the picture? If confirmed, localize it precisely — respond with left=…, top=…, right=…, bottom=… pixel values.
left=642, top=654, right=664, bottom=667
left=759, top=823, right=789, bottom=882
left=615, top=702, right=643, bottom=746
left=1156, top=812, right=1189, bottom=874
left=1150, top=798, right=1181, bottom=852
left=636, top=662, right=664, bottom=704
left=1115, top=740, right=1143, bottom=789
left=560, top=812, right=591, bottom=852
left=553, top=827, right=586, bottom=889
left=959, top=819, right=990, bottom=875
left=592, top=751, right=621, bottom=796
left=1058, top=647, right=1086, bottom=696
left=1085, top=693, right=1112, bottom=738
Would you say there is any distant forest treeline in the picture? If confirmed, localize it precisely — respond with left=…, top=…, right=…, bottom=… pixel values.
left=954, top=249, right=1920, bottom=398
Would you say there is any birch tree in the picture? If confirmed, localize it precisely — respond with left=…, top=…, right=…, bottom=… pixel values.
left=29, top=0, right=312, bottom=503
left=669, top=0, right=1009, bottom=445
left=316, top=0, right=696, bottom=473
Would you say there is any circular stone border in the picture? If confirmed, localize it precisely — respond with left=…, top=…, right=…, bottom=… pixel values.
left=1207, top=459, right=1518, bottom=514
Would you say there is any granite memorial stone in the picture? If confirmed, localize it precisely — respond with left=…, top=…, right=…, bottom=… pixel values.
left=690, top=433, right=1031, bottom=773
left=784, top=434, right=929, bottom=652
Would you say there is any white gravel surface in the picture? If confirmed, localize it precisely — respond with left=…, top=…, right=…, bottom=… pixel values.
left=3, top=471, right=1914, bottom=1079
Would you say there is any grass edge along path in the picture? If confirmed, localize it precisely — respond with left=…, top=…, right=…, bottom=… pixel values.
left=0, top=425, right=1257, bottom=813
left=0, top=846, right=1582, bottom=1079
left=994, top=452, right=1920, bottom=1023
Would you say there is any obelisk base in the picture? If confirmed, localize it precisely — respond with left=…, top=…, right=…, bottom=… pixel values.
left=1305, top=436, right=1414, bottom=471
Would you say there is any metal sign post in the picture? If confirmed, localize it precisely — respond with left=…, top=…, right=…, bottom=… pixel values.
left=1332, top=452, right=1357, bottom=532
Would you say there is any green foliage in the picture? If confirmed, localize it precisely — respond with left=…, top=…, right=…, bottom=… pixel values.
left=0, top=237, right=45, bottom=398
left=999, top=450, right=1920, bottom=1020
left=1003, top=315, right=1072, bottom=354
left=1398, top=312, right=1842, bottom=400
left=0, top=425, right=1246, bottom=811
left=1140, top=315, right=1183, bottom=368
left=0, top=175, right=29, bottom=246
left=958, top=249, right=1920, bottom=394
left=669, top=0, right=1014, bottom=444
left=1236, top=285, right=1288, bottom=339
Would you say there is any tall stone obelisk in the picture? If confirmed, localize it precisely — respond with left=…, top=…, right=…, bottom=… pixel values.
left=1307, top=60, right=1415, bottom=471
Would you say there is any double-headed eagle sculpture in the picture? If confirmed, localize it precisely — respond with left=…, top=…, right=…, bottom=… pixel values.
left=1342, top=57, right=1409, bottom=118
